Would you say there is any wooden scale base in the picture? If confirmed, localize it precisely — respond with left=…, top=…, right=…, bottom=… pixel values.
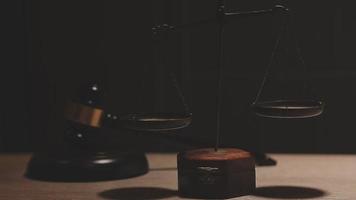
left=178, top=148, right=256, bottom=199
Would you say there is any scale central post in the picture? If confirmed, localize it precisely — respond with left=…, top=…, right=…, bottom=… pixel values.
left=214, top=0, right=226, bottom=152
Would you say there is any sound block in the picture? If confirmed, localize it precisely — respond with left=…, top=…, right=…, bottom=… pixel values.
left=178, top=148, right=255, bottom=199
left=26, top=151, right=148, bottom=182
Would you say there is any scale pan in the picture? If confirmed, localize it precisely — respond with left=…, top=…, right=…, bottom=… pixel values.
left=252, top=100, right=324, bottom=118
left=120, top=113, right=192, bottom=131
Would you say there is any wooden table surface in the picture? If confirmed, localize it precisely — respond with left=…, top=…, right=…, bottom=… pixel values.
left=0, top=153, right=355, bottom=200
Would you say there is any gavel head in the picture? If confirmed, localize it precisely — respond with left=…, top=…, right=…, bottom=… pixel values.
left=65, top=82, right=106, bottom=128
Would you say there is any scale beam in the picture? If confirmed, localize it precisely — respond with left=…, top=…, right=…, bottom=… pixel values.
left=152, top=5, right=289, bottom=35
left=225, top=5, right=289, bottom=20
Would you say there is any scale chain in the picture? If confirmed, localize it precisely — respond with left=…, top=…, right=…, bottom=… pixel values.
left=291, top=21, right=309, bottom=98
left=254, top=20, right=286, bottom=104
left=254, top=11, right=311, bottom=104
left=170, top=73, right=190, bottom=114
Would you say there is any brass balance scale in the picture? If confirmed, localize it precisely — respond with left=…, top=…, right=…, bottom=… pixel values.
left=27, top=0, right=324, bottom=198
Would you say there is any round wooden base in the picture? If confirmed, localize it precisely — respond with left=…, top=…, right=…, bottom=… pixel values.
left=178, top=148, right=256, bottom=199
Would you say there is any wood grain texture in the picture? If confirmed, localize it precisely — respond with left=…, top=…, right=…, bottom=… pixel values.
left=180, top=148, right=251, bottom=160
left=0, top=153, right=355, bottom=199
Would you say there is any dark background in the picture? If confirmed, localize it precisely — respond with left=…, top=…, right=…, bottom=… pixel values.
left=1, top=0, right=355, bottom=153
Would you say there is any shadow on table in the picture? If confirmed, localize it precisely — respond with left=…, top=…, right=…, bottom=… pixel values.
left=150, top=167, right=177, bottom=171
left=253, top=186, right=327, bottom=199
left=98, top=187, right=178, bottom=200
